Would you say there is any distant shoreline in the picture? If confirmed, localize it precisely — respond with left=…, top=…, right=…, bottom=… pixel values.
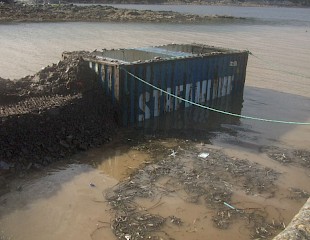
left=0, top=3, right=248, bottom=24
left=102, top=2, right=310, bottom=9
left=67, top=0, right=310, bottom=8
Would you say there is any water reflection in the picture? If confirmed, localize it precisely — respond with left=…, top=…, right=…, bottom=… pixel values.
left=86, top=146, right=150, bottom=180
left=136, top=86, right=310, bottom=148
left=137, top=91, right=243, bottom=139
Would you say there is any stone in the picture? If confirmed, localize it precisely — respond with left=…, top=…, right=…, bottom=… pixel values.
left=0, top=160, right=10, bottom=170
left=59, top=140, right=70, bottom=149
left=26, top=162, right=32, bottom=170
left=66, top=135, right=73, bottom=143
left=78, top=143, right=88, bottom=151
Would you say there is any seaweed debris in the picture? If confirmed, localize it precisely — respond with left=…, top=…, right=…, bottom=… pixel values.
left=261, top=146, right=310, bottom=168
left=105, top=139, right=283, bottom=239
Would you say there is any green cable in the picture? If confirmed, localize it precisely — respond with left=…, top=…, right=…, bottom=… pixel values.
left=121, top=68, right=310, bottom=125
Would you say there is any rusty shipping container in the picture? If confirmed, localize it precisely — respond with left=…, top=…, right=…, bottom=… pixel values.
left=86, top=43, right=248, bottom=125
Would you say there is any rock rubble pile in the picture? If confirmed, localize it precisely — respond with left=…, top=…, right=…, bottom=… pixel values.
left=0, top=52, right=119, bottom=175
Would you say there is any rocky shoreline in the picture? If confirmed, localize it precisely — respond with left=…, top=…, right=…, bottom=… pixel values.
left=0, top=3, right=246, bottom=23
left=0, top=52, right=120, bottom=180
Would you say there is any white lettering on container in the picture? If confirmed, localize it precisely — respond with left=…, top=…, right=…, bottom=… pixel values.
left=138, top=75, right=233, bottom=121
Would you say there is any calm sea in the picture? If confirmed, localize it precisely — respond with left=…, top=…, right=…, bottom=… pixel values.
left=108, top=4, right=310, bottom=26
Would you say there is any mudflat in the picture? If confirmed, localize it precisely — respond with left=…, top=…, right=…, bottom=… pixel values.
left=0, top=3, right=244, bottom=23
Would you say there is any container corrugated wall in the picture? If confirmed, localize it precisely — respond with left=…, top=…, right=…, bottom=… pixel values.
left=89, top=51, right=248, bottom=126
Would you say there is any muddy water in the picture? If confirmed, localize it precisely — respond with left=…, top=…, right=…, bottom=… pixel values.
left=82, top=144, right=150, bottom=181
left=1, top=23, right=309, bottom=99
left=1, top=5, right=310, bottom=240
left=136, top=194, right=249, bottom=240
left=0, top=164, right=117, bottom=240
left=223, top=147, right=310, bottom=221
left=0, top=136, right=309, bottom=240
left=0, top=143, right=150, bottom=240
left=100, top=139, right=310, bottom=240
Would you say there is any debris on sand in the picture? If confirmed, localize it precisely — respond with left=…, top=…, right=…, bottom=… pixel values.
left=288, top=188, right=310, bottom=200
left=261, top=146, right=310, bottom=168
left=105, top=139, right=285, bottom=240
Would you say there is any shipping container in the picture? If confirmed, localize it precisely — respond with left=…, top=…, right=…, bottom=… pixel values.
left=85, top=43, right=248, bottom=126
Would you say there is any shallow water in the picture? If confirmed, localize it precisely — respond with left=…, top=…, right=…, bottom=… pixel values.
left=1, top=22, right=309, bottom=99
left=1, top=137, right=309, bottom=240
left=0, top=163, right=117, bottom=240
left=108, top=4, right=310, bottom=26
left=0, top=5, right=310, bottom=240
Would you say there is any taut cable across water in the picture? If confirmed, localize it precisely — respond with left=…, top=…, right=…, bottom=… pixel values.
left=121, top=67, right=310, bottom=125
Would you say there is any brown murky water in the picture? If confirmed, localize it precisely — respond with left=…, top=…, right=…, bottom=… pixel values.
left=136, top=194, right=248, bottom=240
left=0, top=142, right=150, bottom=240
left=0, top=136, right=309, bottom=240
left=84, top=144, right=150, bottom=181
left=0, top=164, right=116, bottom=240
left=1, top=6, right=310, bottom=240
